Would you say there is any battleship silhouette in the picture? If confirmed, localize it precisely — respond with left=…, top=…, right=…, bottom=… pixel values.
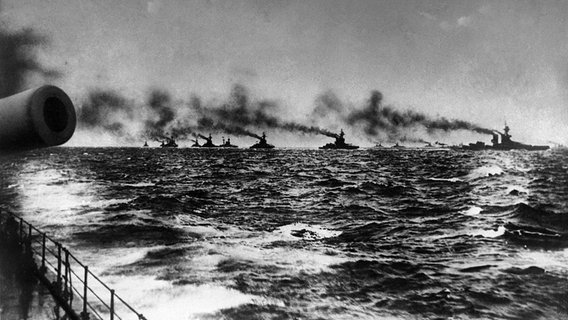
left=319, top=130, right=358, bottom=150
left=250, top=132, right=275, bottom=149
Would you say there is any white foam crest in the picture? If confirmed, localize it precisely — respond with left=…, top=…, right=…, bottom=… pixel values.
left=174, top=215, right=225, bottom=237
left=101, top=275, right=282, bottom=320
left=470, top=225, right=506, bottom=238
left=505, top=185, right=530, bottom=195
left=516, top=249, right=568, bottom=272
left=120, top=182, right=156, bottom=187
left=74, top=246, right=160, bottom=274
left=467, top=165, right=504, bottom=180
left=210, top=224, right=347, bottom=273
left=275, top=223, right=342, bottom=240
left=462, top=206, right=482, bottom=216
left=233, top=244, right=345, bottom=273
left=428, top=177, right=463, bottom=183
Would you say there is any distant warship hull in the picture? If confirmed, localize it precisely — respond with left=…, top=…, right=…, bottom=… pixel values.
left=460, top=143, right=549, bottom=151
left=161, top=142, right=178, bottom=148
left=250, top=143, right=274, bottom=149
left=492, top=144, right=549, bottom=151
left=200, top=142, right=217, bottom=148
left=460, top=125, right=549, bottom=151
left=319, top=143, right=358, bottom=150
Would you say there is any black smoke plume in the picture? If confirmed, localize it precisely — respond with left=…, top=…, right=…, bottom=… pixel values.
left=77, top=83, right=497, bottom=145
left=170, top=126, right=194, bottom=140
left=347, top=90, right=495, bottom=140
left=0, top=26, right=60, bottom=98
left=79, top=89, right=132, bottom=135
left=144, top=89, right=176, bottom=139
left=79, top=87, right=179, bottom=140
left=203, top=84, right=335, bottom=138
left=313, top=90, right=343, bottom=117
left=197, top=115, right=261, bottom=139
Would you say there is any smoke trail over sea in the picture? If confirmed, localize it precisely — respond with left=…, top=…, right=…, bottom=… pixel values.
left=77, top=84, right=338, bottom=142
left=76, top=84, right=495, bottom=145
left=201, top=84, right=337, bottom=138
left=342, top=91, right=495, bottom=141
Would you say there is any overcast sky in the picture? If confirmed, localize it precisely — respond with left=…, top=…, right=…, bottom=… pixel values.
left=2, top=0, right=567, bottom=145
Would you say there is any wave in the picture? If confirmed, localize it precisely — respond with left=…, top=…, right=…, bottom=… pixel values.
left=490, top=203, right=568, bottom=248
left=426, top=177, right=463, bottom=183
left=466, top=165, right=504, bottom=180
left=120, top=182, right=156, bottom=187
left=470, top=225, right=506, bottom=238
left=462, top=206, right=482, bottom=216
left=274, top=223, right=342, bottom=241
left=509, top=203, right=568, bottom=229
left=101, top=275, right=283, bottom=319
left=329, top=221, right=399, bottom=243
left=313, top=178, right=354, bottom=188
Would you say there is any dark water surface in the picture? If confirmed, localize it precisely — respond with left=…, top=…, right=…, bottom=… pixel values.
left=1, top=147, right=567, bottom=319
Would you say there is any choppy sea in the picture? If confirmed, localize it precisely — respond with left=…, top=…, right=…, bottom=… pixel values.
left=1, top=147, right=567, bottom=319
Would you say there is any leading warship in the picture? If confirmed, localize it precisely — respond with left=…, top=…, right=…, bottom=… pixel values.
left=462, top=125, right=549, bottom=151
left=319, top=130, right=359, bottom=150
left=199, top=134, right=217, bottom=148
left=190, top=138, right=200, bottom=147
left=250, top=132, right=275, bottom=149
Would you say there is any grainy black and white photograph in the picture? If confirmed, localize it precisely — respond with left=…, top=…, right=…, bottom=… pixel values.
left=1, top=1, right=568, bottom=319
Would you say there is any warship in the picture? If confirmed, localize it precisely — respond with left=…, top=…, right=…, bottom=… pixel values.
left=462, top=125, right=549, bottom=151
left=160, top=137, right=178, bottom=148
left=319, top=130, right=359, bottom=150
left=199, top=134, right=217, bottom=148
left=372, top=142, right=386, bottom=149
left=220, top=137, right=238, bottom=148
left=491, top=125, right=549, bottom=150
left=250, top=132, right=275, bottom=149
left=190, top=138, right=200, bottom=147
left=391, top=142, right=406, bottom=149
left=143, top=141, right=149, bottom=147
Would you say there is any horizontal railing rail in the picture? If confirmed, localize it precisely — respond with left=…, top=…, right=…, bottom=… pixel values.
left=0, top=210, right=148, bottom=320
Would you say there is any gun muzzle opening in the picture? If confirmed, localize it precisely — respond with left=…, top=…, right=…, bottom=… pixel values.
left=44, top=97, right=69, bottom=133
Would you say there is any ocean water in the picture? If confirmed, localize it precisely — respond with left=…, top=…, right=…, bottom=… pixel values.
left=1, top=147, right=567, bottom=319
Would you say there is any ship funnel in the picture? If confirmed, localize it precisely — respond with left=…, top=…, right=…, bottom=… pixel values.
left=0, top=85, right=76, bottom=151
left=491, top=132, right=500, bottom=145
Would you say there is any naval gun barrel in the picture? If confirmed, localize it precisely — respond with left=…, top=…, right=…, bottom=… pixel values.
left=0, top=85, right=76, bottom=152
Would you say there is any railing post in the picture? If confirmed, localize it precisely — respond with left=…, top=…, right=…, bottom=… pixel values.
left=82, top=266, right=89, bottom=319
left=110, top=289, right=115, bottom=320
left=64, top=249, right=69, bottom=292
left=27, top=224, right=32, bottom=255
left=64, top=248, right=70, bottom=303
left=57, top=243, right=62, bottom=292
left=41, top=233, right=46, bottom=270
left=19, top=218, right=24, bottom=244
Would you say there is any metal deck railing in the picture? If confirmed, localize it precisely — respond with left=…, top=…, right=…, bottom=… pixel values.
left=0, top=210, right=148, bottom=320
